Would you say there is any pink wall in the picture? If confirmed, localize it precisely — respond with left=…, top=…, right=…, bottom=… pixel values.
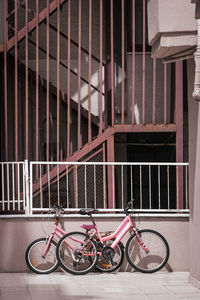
left=0, top=217, right=189, bottom=273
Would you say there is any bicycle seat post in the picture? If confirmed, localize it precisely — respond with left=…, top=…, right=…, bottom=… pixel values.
left=90, top=214, right=96, bottom=227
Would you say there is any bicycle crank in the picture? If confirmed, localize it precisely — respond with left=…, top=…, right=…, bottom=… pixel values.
left=102, top=246, right=117, bottom=266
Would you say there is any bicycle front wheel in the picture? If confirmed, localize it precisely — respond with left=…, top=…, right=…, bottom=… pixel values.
left=125, top=229, right=170, bottom=273
left=56, top=231, right=98, bottom=275
left=25, top=238, right=59, bottom=274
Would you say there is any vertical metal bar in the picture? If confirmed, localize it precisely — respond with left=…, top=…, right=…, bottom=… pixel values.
left=142, top=0, right=146, bottom=124
left=2, top=164, right=5, bottom=211
left=36, top=0, right=39, bottom=171
left=78, top=0, right=82, bottom=150
left=176, top=61, right=184, bottom=209
left=121, top=165, right=124, bottom=208
left=121, top=0, right=125, bottom=125
left=130, top=165, right=133, bottom=201
left=24, top=160, right=29, bottom=214
left=57, top=0, right=60, bottom=161
left=176, top=166, right=179, bottom=210
left=132, top=0, right=135, bottom=125
left=152, top=58, right=156, bottom=124
left=25, top=0, right=29, bottom=159
left=111, top=0, right=114, bottom=126
left=29, top=163, right=33, bottom=215
left=140, top=165, right=142, bottom=209
left=23, top=163, right=25, bottom=211
left=94, top=165, right=97, bottom=209
left=74, top=166, right=78, bottom=208
left=66, top=165, right=69, bottom=208
left=40, top=164, right=43, bottom=208
left=167, top=165, right=170, bottom=210
left=88, top=0, right=92, bottom=142
left=76, top=165, right=78, bottom=208
left=99, top=0, right=103, bottom=134
left=7, top=164, right=10, bottom=211
left=164, top=63, right=167, bottom=124
left=57, top=164, right=60, bottom=206
left=15, top=0, right=18, bottom=162
left=12, top=164, right=15, bottom=210
left=112, top=165, right=115, bottom=208
left=149, top=165, right=151, bottom=209
left=18, top=163, right=20, bottom=211
left=186, top=165, right=188, bottom=209
left=85, top=165, right=87, bottom=208
left=107, top=135, right=115, bottom=208
left=158, top=165, right=161, bottom=209
left=67, top=0, right=71, bottom=156
left=46, top=0, right=50, bottom=161
left=4, top=0, right=8, bottom=161
left=103, top=144, right=107, bottom=209
left=48, top=164, right=51, bottom=208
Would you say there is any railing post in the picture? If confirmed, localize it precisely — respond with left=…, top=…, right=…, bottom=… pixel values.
left=107, top=135, right=115, bottom=208
left=24, top=160, right=30, bottom=215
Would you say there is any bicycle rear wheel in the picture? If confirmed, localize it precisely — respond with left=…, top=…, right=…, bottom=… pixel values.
left=56, top=231, right=98, bottom=275
left=25, top=238, right=59, bottom=274
left=125, top=229, right=169, bottom=273
left=96, top=241, right=124, bottom=272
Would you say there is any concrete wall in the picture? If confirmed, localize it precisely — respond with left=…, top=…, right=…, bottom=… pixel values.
left=147, top=0, right=197, bottom=59
left=0, top=217, right=189, bottom=273
left=187, top=58, right=200, bottom=288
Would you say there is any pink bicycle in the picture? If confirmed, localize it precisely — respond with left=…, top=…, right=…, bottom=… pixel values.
left=56, top=201, right=170, bottom=275
left=25, top=206, right=123, bottom=274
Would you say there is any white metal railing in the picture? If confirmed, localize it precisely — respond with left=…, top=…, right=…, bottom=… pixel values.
left=0, top=160, right=29, bottom=213
left=29, top=161, right=189, bottom=216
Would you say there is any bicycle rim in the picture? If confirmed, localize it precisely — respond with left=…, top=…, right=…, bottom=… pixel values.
left=25, top=238, right=59, bottom=274
left=57, top=232, right=98, bottom=275
left=126, top=229, right=169, bottom=273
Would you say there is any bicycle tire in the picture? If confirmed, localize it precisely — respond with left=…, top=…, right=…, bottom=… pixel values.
left=125, top=229, right=170, bottom=273
left=56, top=231, right=98, bottom=275
left=96, top=241, right=124, bottom=272
left=25, top=238, right=59, bottom=274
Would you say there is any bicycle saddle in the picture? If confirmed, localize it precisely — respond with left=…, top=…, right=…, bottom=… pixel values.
left=79, top=209, right=98, bottom=215
left=80, top=224, right=95, bottom=230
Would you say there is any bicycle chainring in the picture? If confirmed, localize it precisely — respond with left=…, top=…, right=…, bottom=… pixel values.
left=102, top=246, right=115, bottom=260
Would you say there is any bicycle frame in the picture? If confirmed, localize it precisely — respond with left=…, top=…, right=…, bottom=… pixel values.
left=42, top=224, right=66, bottom=257
left=90, top=215, right=149, bottom=253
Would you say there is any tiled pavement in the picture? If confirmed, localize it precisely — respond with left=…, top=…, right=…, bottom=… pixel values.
left=0, top=272, right=200, bottom=300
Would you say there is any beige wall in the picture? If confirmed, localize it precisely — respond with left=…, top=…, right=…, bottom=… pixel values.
left=187, top=58, right=200, bottom=288
left=0, top=217, right=189, bottom=273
